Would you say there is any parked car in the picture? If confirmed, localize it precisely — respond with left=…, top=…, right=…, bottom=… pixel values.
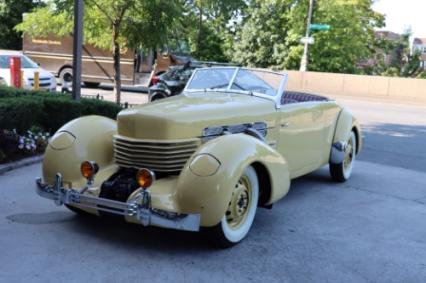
left=148, top=61, right=239, bottom=101
left=36, top=67, right=362, bottom=247
left=0, top=50, right=56, bottom=91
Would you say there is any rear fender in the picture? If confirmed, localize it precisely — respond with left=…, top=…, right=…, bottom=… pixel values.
left=333, top=109, right=354, bottom=143
left=176, top=134, right=290, bottom=227
left=331, top=109, right=362, bottom=163
left=42, top=116, right=118, bottom=188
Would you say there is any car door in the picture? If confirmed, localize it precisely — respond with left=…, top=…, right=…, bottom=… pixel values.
left=277, top=102, right=326, bottom=179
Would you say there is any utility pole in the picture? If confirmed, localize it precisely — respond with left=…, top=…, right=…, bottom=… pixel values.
left=300, top=0, right=314, bottom=72
left=72, top=0, right=84, bottom=100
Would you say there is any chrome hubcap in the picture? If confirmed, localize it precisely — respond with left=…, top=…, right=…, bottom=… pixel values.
left=343, top=137, right=354, bottom=170
left=226, top=176, right=251, bottom=230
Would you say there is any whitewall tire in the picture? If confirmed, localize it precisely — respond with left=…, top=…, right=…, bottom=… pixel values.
left=330, top=131, right=357, bottom=182
left=208, top=166, right=259, bottom=247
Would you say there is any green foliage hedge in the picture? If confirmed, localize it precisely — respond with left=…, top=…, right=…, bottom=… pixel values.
left=0, top=86, right=122, bottom=133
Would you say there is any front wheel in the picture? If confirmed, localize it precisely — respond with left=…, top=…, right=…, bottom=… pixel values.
left=207, top=166, right=259, bottom=248
left=330, top=131, right=357, bottom=182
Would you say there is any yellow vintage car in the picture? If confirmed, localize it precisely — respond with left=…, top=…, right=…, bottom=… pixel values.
left=36, top=67, right=362, bottom=247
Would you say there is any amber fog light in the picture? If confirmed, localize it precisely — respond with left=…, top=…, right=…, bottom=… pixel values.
left=80, top=161, right=99, bottom=179
left=136, top=168, right=155, bottom=189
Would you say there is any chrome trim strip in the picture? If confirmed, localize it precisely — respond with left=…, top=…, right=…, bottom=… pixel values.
left=35, top=174, right=200, bottom=232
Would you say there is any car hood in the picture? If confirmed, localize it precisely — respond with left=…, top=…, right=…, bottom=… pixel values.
left=117, top=92, right=277, bottom=140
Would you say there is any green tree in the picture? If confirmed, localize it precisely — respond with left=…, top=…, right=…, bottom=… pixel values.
left=0, top=0, right=41, bottom=50
left=233, top=0, right=385, bottom=74
left=232, top=0, right=293, bottom=68
left=17, top=0, right=180, bottom=103
left=374, top=31, right=423, bottom=78
left=174, top=0, right=246, bottom=62
left=300, top=0, right=384, bottom=73
left=389, top=32, right=422, bottom=77
left=417, top=71, right=426, bottom=79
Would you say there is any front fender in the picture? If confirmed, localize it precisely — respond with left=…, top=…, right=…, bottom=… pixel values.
left=175, top=134, right=290, bottom=227
left=42, top=115, right=118, bottom=188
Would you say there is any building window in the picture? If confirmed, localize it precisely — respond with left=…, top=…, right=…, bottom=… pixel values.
left=423, top=46, right=426, bottom=53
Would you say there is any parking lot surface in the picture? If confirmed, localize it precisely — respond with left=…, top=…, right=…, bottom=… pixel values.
left=1, top=95, right=426, bottom=283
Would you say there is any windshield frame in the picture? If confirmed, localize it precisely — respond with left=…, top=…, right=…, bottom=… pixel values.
left=183, top=67, right=288, bottom=109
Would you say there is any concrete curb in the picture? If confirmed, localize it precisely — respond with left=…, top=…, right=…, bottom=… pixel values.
left=0, top=155, right=43, bottom=175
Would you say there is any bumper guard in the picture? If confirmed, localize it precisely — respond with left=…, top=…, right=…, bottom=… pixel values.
left=35, top=173, right=200, bottom=232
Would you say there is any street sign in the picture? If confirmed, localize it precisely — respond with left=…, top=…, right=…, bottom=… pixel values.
left=300, top=37, right=315, bottom=45
left=310, top=24, right=331, bottom=31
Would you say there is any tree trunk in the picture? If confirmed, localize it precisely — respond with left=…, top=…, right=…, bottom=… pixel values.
left=197, top=1, right=203, bottom=54
left=112, top=24, right=121, bottom=104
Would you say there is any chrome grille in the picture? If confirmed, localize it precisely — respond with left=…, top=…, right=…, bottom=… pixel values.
left=113, top=135, right=200, bottom=172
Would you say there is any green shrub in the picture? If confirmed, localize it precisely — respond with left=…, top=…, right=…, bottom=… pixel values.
left=0, top=85, right=65, bottom=98
left=417, top=72, right=426, bottom=79
left=41, top=97, right=82, bottom=132
left=0, top=86, right=122, bottom=133
left=0, top=96, right=43, bottom=132
left=81, top=98, right=121, bottom=119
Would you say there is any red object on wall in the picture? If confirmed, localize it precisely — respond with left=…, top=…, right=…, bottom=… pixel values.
left=10, top=57, right=21, bottom=88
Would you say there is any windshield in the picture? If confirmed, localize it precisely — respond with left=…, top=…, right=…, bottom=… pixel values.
left=185, top=67, right=285, bottom=97
left=0, top=55, right=39, bottom=69
left=186, top=68, right=236, bottom=90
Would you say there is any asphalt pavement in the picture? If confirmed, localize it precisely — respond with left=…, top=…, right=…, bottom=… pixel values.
left=0, top=96, right=426, bottom=283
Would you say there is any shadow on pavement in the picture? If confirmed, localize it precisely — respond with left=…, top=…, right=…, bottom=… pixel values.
left=66, top=212, right=214, bottom=252
left=6, top=211, right=74, bottom=225
left=61, top=169, right=337, bottom=252
left=358, top=123, right=426, bottom=171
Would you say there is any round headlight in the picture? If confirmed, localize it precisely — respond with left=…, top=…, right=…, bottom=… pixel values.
left=189, top=154, right=221, bottom=177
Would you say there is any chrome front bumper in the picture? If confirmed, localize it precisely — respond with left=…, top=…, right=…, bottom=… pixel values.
left=35, top=173, right=200, bottom=232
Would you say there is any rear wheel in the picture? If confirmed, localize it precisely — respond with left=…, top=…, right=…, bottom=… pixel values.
left=207, top=166, right=259, bottom=248
left=330, top=131, right=357, bottom=182
left=59, top=67, right=73, bottom=89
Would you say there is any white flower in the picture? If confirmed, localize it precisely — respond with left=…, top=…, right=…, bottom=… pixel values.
left=18, top=144, right=24, bottom=149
